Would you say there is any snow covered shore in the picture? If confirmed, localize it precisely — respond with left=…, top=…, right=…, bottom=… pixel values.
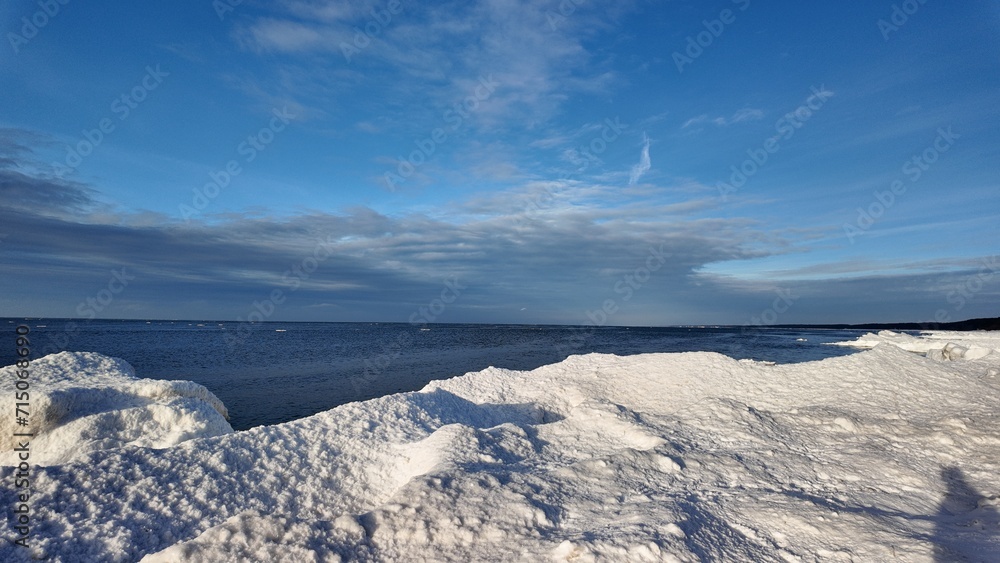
left=2, top=332, right=999, bottom=561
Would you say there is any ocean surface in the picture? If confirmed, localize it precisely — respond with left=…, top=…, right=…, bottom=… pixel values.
left=1, top=319, right=871, bottom=430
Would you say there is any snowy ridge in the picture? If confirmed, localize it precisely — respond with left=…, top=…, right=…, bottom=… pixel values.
left=830, top=329, right=997, bottom=361
left=0, top=352, right=232, bottom=466
left=1, top=333, right=999, bottom=561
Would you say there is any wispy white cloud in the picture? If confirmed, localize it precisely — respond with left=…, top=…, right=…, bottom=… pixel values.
left=529, top=135, right=573, bottom=149
left=355, top=121, right=381, bottom=133
left=239, top=18, right=331, bottom=53
left=628, top=133, right=651, bottom=185
left=729, top=108, right=765, bottom=124
left=682, top=108, right=764, bottom=129
left=638, top=111, right=670, bottom=128
left=282, top=1, right=380, bottom=23
left=232, top=1, right=636, bottom=130
left=681, top=115, right=709, bottom=129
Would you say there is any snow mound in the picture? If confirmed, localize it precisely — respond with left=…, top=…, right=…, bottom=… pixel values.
left=2, top=335, right=1000, bottom=562
left=831, top=330, right=999, bottom=361
left=0, top=352, right=232, bottom=465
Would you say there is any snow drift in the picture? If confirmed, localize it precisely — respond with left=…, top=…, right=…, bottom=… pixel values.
left=0, top=352, right=232, bottom=466
left=2, top=333, right=999, bottom=562
left=830, top=329, right=997, bottom=361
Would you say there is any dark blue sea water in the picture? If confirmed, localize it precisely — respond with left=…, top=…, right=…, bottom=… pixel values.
left=1, top=319, right=867, bottom=430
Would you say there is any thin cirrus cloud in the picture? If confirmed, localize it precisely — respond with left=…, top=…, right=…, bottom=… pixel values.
left=628, top=134, right=651, bottom=185
left=682, top=108, right=765, bottom=129
left=232, top=0, right=627, bottom=129
left=239, top=19, right=332, bottom=53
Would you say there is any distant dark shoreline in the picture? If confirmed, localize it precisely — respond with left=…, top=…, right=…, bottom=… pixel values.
left=763, top=317, right=1000, bottom=332
left=5, top=317, right=998, bottom=331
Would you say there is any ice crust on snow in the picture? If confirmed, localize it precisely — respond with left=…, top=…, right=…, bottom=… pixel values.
left=830, top=329, right=996, bottom=360
left=0, top=352, right=232, bottom=466
left=1, top=332, right=999, bottom=561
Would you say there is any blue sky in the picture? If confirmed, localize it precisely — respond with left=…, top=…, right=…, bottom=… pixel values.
left=1, top=0, right=998, bottom=325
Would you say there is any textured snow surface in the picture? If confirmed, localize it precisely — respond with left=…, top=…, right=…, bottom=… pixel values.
left=0, top=352, right=232, bottom=466
left=830, top=329, right=998, bottom=361
left=2, top=333, right=999, bottom=562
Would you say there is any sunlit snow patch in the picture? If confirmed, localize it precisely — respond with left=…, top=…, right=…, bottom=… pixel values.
left=0, top=352, right=232, bottom=466
left=830, top=330, right=997, bottom=361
